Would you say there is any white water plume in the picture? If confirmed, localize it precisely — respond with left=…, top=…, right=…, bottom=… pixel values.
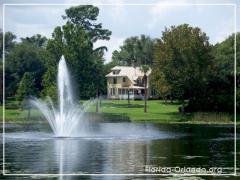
left=31, top=56, right=94, bottom=137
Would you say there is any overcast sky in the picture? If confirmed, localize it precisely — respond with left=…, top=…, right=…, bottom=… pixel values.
left=1, top=0, right=239, bottom=63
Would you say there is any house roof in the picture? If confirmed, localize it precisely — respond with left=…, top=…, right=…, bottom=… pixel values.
left=106, top=66, right=151, bottom=83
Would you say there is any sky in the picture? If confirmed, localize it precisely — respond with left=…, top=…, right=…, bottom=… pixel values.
left=0, top=0, right=239, bottom=63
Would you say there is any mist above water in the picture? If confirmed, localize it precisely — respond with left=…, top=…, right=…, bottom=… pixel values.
left=30, top=56, right=179, bottom=141
left=31, top=56, right=93, bottom=137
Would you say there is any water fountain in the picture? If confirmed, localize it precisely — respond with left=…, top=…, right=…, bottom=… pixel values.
left=31, top=55, right=92, bottom=137
left=2, top=57, right=230, bottom=176
left=3, top=55, right=187, bottom=176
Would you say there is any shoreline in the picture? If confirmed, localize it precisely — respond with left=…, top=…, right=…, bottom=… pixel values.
left=1, top=118, right=237, bottom=126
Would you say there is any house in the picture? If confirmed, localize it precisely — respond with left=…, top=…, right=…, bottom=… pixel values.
left=106, top=66, right=156, bottom=100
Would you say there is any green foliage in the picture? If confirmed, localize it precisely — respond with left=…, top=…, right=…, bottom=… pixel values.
left=140, top=64, right=150, bottom=112
left=140, top=64, right=150, bottom=74
left=112, top=35, right=155, bottom=66
left=5, top=40, right=46, bottom=97
left=0, top=30, right=16, bottom=60
left=20, top=34, right=47, bottom=48
left=150, top=71, right=170, bottom=99
left=43, top=5, right=110, bottom=99
left=16, top=72, right=37, bottom=102
left=202, top=32, right=240, bottom=112
left=0, top=64, right=3, bottom=104
left=63, top=5, right=111, bottom=42
left=152, top=24, right=212, bottom=103
left=152, top=25, right=239, bottom=113
left=0, top=29, right=16, bottom=104
left=103, top=60, right=119, bottom=74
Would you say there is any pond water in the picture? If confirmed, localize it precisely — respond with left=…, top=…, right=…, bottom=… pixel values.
left=0, top=122, right=239, bottom=179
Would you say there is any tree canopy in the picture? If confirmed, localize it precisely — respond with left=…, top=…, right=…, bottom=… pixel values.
left=63, top=5, right=111, bottom=43
left=152, top=24, right=212, bottom=104
left=201, top=32, right=240, bottom=112
left=0, top=30, right=16, bottom=60
left=5, top=38, right=46, bottom=97
left=43, top=5, right=111, bottom=99
left=20, top=34, right=47, bottom=48
left=152, top=25, right=239, bottom=112
left=112, top=35, right=155, bottom=66
left=16, top=72, right=37, bottom=102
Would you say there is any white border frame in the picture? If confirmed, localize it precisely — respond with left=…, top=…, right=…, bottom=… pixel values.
left=2, top=3, right=237, bottom=177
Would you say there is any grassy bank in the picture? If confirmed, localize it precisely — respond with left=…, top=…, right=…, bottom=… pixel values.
left=0, top=99, right=44, bottom=124
left=95, top=100, right=236, bottom=124
left=1, top=99, right=237, bottom=124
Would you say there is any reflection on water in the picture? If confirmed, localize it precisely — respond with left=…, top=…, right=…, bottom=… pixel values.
left=0, top=123, right=236, bottom=179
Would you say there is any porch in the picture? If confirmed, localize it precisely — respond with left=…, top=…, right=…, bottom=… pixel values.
left=108, top=86, right=146, bottom=100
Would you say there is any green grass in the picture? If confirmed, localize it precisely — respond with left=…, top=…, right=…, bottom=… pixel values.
left=1, top=99, right=236, bottom=124
left=97, top=100, right=181, bottom=122
left=0, top=99, right=45, bottom=123
left=84, top=100, right=236, bottom=124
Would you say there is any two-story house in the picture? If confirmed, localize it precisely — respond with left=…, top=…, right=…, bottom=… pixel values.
left=106, top=66, right=156, bottom=100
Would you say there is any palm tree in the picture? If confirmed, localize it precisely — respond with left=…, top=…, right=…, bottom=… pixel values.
left=140, top=65, right=150, bottom=113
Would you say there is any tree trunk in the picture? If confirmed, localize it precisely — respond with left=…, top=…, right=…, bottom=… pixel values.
left=99, top=94, right=102, bottom=107
left=170, top=90, right=173, bottom=104
left=170, top=96, right=173, bottom=104
left=164, top=96, right=167, bottom=103
left=27, top=107, right=31, bottom=121
left=128, top=89, right=130, bottom=107
left=181, top=98, right=185, bottom=114
left=96, top=88, right=99, bottom=113
left=144, top=75, right=147, bottom=113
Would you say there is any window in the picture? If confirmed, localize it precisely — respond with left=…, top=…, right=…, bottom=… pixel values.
left=123, top=77, right=126, bottom=82
left=113, top=77, right=117, bottom=84
left=136, top=79, right=141, bottom=85
left=113, top=70, right=120, bottom=75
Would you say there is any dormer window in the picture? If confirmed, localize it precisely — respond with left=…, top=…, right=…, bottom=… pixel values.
left=112, top=70, right=120, bottom=75
left=123, top=77, right=126, bottom=82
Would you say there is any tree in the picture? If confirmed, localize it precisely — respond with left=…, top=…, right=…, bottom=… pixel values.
left=63, top=5, right=111, bottom=43
left=140, top=65, right=150, bottom=113
left=153, top=24, right=212, bottom=111
left=21, top=34, right=47, bottom=48
left=43, top=5, right=111, bottom=99
left=0, top=30, right=16, bottom=60
left=16, top=72, right=37, bottom=120
left=16, top=72, right=37, bottom=102
left=196, top=32, right=240, bottom=112
left=5, top=41, right=46, bottom=97
left=150, top=70, right=170, bottom=102
left=0, top=64, right=3, bottom=104
left=112, top=35, right=155, bottom=66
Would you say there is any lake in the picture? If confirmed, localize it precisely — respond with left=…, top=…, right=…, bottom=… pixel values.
left=0, top=122, right=239, bottom=179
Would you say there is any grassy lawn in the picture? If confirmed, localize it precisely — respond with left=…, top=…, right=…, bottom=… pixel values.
left=1, top=99, right=236, bottom=124
left=0, top=99, right=44, bottom=123
left=98, top=100, right=181, bottom=122
left=85, top=99, right=235, bottom=124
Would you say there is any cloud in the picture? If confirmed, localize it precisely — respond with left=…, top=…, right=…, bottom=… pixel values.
left=4, top=5, right=67, bottom=39
left=1, top=0, right=239, bottom=61
left=94, top=36, right=124, bottom=63
left=213, top=19, right=235, bottom=43
left=149, top=0, right=188, bottom=15
left=146, top=0, right=189, bottom=30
